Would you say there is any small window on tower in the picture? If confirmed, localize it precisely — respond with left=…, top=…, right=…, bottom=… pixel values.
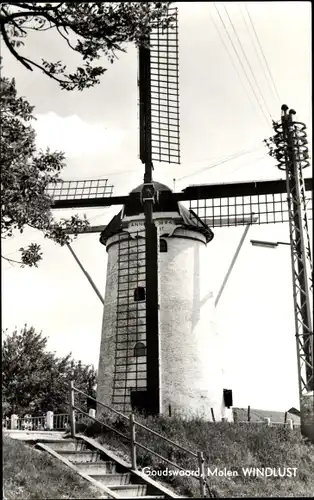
left=134, top=342, right=146, bottom=357
left=134, top=287, right=145, bottom=301
left=160, top=238, right=168, bottom=252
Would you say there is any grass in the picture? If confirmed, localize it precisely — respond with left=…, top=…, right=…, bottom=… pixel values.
left=80, top=413, right=314, bottom=498
left=3, top=434, right=103, bottom=500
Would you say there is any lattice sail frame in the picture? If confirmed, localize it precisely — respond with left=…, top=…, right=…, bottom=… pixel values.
left=46, top=179, right=114, bottom=201
left=150, top=6, right=180, bottom=164
left=188, top=187, right=312, bottom=226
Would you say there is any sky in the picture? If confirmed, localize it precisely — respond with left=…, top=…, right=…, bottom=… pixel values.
left=2, top=2, right=312, bottom=413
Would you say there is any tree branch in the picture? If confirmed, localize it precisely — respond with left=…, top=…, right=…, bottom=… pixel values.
left=1, top=254, right=22, bottom=265
left=4, top=3, right=65, bottom=13
left=56, top=25, right=76, bottom=51
left=0, top=22, right=33, bottom=70
left=22, top=56, right=72, bottom=85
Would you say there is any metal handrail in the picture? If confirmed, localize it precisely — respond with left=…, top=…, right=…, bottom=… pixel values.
left=69, top=381, right=207, bottom=498
left=134, top=440, right=188, bottom=471
left=72, top=406, right=130, bottom=442
left=72, top=386, right=129, bottom=420
left=134, top=419, right=198, bottom=458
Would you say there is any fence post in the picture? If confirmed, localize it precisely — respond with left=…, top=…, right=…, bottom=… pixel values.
left=210, top=408, right=215, bottom=422
left=11, top=414, right=18, bottom=430
left=46, top=411, right=54, bottom=430
left=168, top=404, right=172, bottom=417
left=129, top=413, right=137, bottom=470
left=89, top=409, right=96, bottom=419
left=284, top=412, right=287, bottom=424
left=197, top=451, right=206, bottom=498
left=69, top=380, right=76, bottom=438
left=247, top=406, right=251, bottom=422
left=264, top=417, right=271, bottom=426
left=287, top=419, right=293, bottom=430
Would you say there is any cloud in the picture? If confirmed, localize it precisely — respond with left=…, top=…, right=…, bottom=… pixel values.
left=33, top=112, right=124, bottom=158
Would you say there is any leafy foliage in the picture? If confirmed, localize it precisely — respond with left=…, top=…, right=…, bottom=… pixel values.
left=1, top=74, right=89, bottom=266
left=2, top=325, right=97, bottom=416
left=0, top=2, right=173, bottom=90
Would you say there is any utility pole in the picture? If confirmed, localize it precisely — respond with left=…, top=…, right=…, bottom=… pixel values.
left=268, top=105, right=313, bottom=442
left=139, top=35, right=160, bottom=415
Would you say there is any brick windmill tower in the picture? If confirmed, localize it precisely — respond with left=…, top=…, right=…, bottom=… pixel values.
left=97, top=180, right=228, bottom=418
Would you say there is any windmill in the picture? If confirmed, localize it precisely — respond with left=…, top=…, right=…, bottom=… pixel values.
left=46, top=6, right=313, bottom=437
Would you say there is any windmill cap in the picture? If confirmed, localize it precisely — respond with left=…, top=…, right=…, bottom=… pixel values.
left=129, top=181, right=172, bottom=194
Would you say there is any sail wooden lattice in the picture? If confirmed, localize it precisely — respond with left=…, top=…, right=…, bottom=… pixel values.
left=46, top=179, right=114, bottom=201
left=187, top=179, right=313, bottom=227
left=150, top=6, right=180, bottom=164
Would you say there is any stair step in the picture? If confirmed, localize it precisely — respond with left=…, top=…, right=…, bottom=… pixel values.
left=46, top=440, right=87, bottom=452
left=57, top=450, right=101, bottom=462
left=109, top=484, right=147, bottom=497
left=132, top=497, right=165, bottom=499
left=89, top=473, right=131, bottom=485
left=75, top=461, right=117, bottom=474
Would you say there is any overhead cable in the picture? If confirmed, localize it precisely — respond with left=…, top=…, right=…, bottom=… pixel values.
left=177, top=143, right=265, bottom=181
left=209, top=5, right=267, bottom=130
left=240, top=4, right=280, bottom=108
left=223, top=5, right=273, bottom=120
left=244, top=3, right=282, bottom=104
left=213, top=3, right=271, bottom=128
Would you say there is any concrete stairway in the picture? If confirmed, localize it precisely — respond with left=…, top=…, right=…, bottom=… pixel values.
left=37, top=436, right=180, bottom=499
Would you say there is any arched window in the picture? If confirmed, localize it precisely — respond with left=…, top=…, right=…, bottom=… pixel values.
left=134, top=286, right=145, bottom=301
left=134, top=342, right=146, bottom=357
left=160, top=238, right=167, bottom=252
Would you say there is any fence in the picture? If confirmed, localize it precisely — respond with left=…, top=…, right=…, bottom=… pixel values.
left=69, top=381, right=208, bottom=498
left=3, top=410, right=87, bottom=432
left=235, top=419, right=300, bottom=429
left=232, top=405, right=301, bottom=429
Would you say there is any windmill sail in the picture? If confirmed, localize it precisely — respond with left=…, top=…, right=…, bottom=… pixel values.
left=150, top=6, right=180, bottom=164
left=46, top=179, right=113, bottom=200
left=46, top=179, right=114, bottom=208
left=186, top=179, right=313, bottom=226
left=139, top=6, right=180, bottom=166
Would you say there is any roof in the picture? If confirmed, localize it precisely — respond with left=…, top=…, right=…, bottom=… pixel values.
left=100, top=180, right=214, bottom=245
left=130, top=181, right=172, bottom=194
left=232, top=407, right=301, bottom=423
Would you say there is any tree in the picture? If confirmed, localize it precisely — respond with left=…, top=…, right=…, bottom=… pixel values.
left=1, top=73, right=89, bottom=267
left=0, top=2, right=173, bottom=91
left=2, top=325, right=97, bottom=416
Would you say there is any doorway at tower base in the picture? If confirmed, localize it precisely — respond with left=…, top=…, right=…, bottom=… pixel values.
left=95, top=391, right=232, bottom=422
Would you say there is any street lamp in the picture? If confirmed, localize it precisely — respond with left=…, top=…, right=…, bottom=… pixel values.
left=250, top=239, right=291, bottom=249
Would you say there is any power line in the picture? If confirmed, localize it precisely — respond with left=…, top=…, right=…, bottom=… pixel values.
left=213, top=3, right=271, bottom=128
left=209, top=5, right=267, bottom=130
left=239, top=3, right=281, bottom=108
left=223, top=5, right=273, bottom=120
left=177, top=143, right=265, bottom=181
left=244, top=3, right=282, bottom=104
left=226, top=154, right=267, bottom=175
